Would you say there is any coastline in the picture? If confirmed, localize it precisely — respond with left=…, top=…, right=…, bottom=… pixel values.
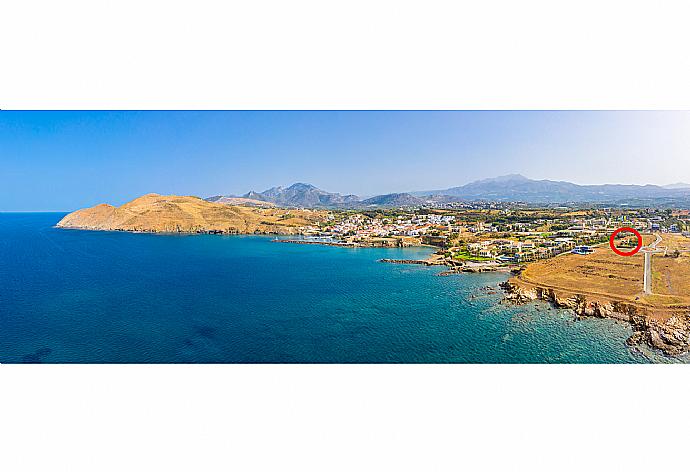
left=273, top=236, right=437, bottom=249
left=379, top=256, right=515, bottom=273
left=5, top=212, right=653, bottom=363
left=269, top=234, right=677, bottom=358
left=500, top=277, right=690, bottom=356
left=272, top=239, right=356, bottom=247
left=54, top=214, right=690, bottom=358
left=55, top=224, right=302, bottom=236
left=274, top=236, right=515, bottom=272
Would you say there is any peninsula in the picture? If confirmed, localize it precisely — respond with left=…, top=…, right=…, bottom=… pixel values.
left=56, top=193, right=325, bottom=234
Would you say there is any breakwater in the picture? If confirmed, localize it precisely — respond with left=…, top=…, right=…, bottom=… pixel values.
left=273, top=239, right=353, bottom=247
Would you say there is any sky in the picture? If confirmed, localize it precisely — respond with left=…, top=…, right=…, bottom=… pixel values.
left=1, top=110, right=690, bottom=211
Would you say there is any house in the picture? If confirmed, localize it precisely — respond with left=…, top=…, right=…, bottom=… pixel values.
left=537, top=247, right=552, bottom=258
left=571, top=245, right=594, bottom=255
left=478, top=249, right=496, bottom=259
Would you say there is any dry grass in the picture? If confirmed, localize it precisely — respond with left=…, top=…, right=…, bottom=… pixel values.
left=651, top=234, right=690, bottom=307
left=518, top=246, right=645, bottom=302
left=57, top=194, right=326, bottom=234
left=514, top=233, right=690, bottom=314
left=661, top=233, right=690, bottom=252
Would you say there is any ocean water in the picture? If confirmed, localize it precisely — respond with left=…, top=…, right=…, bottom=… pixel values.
left=0, top=213, right=679, bottom=363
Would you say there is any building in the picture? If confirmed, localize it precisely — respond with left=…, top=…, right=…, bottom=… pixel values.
left=478, top=249, right=496, bottom=259
left=571, top=245, right=594, bottom=255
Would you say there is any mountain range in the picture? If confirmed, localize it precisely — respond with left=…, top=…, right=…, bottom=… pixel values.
left=237, top=183, right=360, bottom=207
left=417, top=174, right=690, bottom=204
left=208, top=175, right=690, bottom=208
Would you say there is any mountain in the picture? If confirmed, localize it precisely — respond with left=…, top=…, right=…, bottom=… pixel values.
left=664, top=182, right=690, bottom=190
left=235, top=183, right=360, bottom=208
left=439, top=174, right=581, bottom=201
left=360, top=193, right=425, bottom=207
left=212, top=183, right=432, bottom=208
left=57, top=194, right=323, bottom=234
left=423, top=174, right=690, bottom=205
left=207, top=176, right=690, bottom=209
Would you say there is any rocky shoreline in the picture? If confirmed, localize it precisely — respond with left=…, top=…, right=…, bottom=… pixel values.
left=500, top=280, right=690, bottom=357
left=379, top=255, right=514, bottom=273
left=58, top=225, right=301, bottom=235
left=378, top=258, right=441, bottom=266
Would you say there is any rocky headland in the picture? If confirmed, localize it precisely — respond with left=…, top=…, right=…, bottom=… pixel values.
left=501, top=280, right=690, bottom=356
left=56, top=193, right=325, bottom=235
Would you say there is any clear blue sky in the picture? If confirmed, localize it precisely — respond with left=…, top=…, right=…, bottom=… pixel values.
left=1, top=111, right=689, bottom=211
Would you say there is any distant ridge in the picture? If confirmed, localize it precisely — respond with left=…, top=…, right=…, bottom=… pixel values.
left=664, top=182, right=690, bottom=190
left=417, top=174, right=690, bottom=205
left=232, top=183, right=360, bottom=208
left=206, top=195, right=276, bottom=207
left=209, top=175, right=690, bottom=208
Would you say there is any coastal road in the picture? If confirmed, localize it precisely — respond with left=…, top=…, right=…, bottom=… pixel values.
left=642, top=233, right=664, bottom=295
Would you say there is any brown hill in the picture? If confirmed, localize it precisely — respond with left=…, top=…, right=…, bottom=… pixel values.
left=56, top=193, right=324, bottom=235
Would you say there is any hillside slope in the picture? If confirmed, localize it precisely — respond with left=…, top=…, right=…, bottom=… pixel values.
left=57, top=194, right=324, bottom=234
left=360, top=193, right=424, bottom=207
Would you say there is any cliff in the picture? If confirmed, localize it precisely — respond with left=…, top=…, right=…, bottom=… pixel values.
left=56, top=193, right=324, bottom=235
left=501, top=280, right=690, bottom=356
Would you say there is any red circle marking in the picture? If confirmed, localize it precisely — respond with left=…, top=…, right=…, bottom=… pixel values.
left=609, top=227, right=643, bottom=256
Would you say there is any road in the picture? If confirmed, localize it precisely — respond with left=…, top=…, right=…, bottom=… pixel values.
left=643, top=251, right=652, bottom=294
left=641, top=233, right=664, bottom=295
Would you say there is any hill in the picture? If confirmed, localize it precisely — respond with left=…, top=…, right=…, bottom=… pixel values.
left=360, top=193, right=425, bottom=207
left=56, top=194, right=324, bottom=234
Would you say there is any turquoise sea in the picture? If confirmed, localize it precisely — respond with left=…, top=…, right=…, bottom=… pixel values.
left=0, top=213, right=679, bottom=363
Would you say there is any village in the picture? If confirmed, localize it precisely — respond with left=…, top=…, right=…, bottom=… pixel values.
left=293, top=206, right=690, bottom=267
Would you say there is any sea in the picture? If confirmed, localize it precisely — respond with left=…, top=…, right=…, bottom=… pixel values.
left=0, top=213, right=681, bottom=363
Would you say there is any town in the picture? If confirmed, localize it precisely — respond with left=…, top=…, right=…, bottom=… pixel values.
left=293, top=206, right=690, bottom=266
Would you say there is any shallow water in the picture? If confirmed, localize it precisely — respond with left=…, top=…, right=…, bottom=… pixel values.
left=0, top=213, right=681, bottom=363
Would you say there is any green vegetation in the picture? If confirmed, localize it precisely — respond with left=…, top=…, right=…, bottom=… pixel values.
left=453, top=250, right=493, bottom=262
